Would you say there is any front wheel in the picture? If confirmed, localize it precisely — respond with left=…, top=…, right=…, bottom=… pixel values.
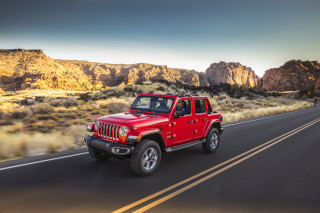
left=131, top=140, right=161, bottom=176
left=202, top=128, right=220, bottom=153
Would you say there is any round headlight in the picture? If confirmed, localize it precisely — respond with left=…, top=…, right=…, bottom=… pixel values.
left=95, top=122, right=100, bottom=130
left=119, top=126, right=128, bottom=136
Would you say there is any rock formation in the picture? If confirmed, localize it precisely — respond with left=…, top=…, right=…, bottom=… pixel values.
left=205, top=61, right=259, bottom=87
left=261, top=60, right=320, bottom=92
left=0, top=49, right=201, bottom=91
left=0, top=49, right=262, bottom=91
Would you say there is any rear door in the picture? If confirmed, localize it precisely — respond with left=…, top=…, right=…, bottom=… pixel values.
left=193, top=98, right=208, bottom=139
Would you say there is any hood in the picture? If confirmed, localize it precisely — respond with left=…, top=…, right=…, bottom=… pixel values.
left=96, top=112, right=168, bottom=129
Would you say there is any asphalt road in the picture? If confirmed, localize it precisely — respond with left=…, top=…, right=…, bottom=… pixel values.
left=1, top=106, right=320, bottom=213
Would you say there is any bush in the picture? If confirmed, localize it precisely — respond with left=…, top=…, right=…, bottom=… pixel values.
left=105, top=103, right=129, bottom=114
left=63, top=97, right=80, bottom=107
left=47, top=141, right=61, bottom=153
left=49, top=99, right=62, bottom=107
left=230, top=84, right=247, bottom=98
left=49, top=97, right=80, bottom=108
left=30, top=120, right=56, bottom=133
left=31, top=103, right=54, bottom=114
left=0, top=119, right=14, bottom=126
left=36, top=113, right=59, bottom=121
left=11, top=108, right=32, bottom=119
left=64, top=112, right=77, bottom=119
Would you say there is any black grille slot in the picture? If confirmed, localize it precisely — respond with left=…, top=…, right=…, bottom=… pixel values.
left=97, top=122, right=120, bottom=141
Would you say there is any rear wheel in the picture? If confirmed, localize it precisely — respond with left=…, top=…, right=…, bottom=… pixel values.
left=131, top=140, right=161, bottom=176
left=202, top=128, right=220, bottom=153
left=88, top=146, right=110, bottom=160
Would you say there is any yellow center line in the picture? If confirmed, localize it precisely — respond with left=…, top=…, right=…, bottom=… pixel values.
left=112, top=118, right=320, bottom=213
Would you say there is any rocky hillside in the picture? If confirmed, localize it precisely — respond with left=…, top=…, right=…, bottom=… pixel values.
left=0, top=49, right=202, bottom=91
left=0, top=49, right=261, bottom=91
left=261, top=60, right=320, bottom=92
left=205, top=61, right=259, bottom=88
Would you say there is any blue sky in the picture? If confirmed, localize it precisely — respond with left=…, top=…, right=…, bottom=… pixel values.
left=1, top=0, right=320, bottom=77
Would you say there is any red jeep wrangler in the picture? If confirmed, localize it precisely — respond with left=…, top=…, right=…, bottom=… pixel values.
left=83, top=94, right=223, bottom=176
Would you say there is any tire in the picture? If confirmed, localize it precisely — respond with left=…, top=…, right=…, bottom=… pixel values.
left=131, top=140, right=161, bottom=176
left=88, top=146, right=110, bottom=160
left=202, top=128, right=220, bottom=153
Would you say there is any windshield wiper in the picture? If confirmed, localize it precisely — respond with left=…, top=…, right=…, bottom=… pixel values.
left=135, top=106, right=142, bottom=114
left=150, top=109, right=158, bottom=116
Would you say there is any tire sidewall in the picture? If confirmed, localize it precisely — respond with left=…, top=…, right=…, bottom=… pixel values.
left=204, top=128, right=220, bottom=153
left=131, top=140, right=161, bottom=176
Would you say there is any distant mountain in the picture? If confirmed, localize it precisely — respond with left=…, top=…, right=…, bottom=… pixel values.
left=206, top=61, right=260, bottom=88
left=261, top=60, right=320, bottom=92
left=0, top=49, right=260, bottom=91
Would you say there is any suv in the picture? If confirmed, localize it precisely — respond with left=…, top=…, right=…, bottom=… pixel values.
left=83, top=94, right=223, bottom=176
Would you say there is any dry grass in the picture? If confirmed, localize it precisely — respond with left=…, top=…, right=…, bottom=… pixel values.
left=0, top=125, right=86, bottom=159
left=222, top=101, right=313, bottom=122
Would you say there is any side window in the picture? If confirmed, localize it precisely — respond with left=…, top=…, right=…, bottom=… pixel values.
left=194, top=99, right=206, bottom=114
left=183, top=99, right=191, bottom=115
left=207, top=100, right=212, bottom=114
left=175, top=99, right=191, bottom=115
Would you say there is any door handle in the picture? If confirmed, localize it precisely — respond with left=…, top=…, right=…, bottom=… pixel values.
left=202, top=118, right=207, bottom=121
left=188, top=120, right=194, bottom=123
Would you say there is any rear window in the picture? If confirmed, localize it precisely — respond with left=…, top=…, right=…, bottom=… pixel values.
left=194, top=99, right=206, bottom=114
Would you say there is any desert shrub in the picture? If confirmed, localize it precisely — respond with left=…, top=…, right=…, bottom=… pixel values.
left=0, top=133, right=29, bottom=159
left=64, top=112, right=77, bottom=119
left=6, top=122, right=23, bottom=133
left=49, top=97, right=79, bottom=107
left=0, top=102, right=24, bottom=114
left=47, top=141, right=61, bottom=153
left=49, top=99, right=62, bottom=107
left=298, top=85, right=315, bottom=99
left=62, top=97, right=80, bottom=107
left=66, top=125, right=87, bottom=146
left=91, top=110, right=101, bottom=115
left=11, top=108, right=32, bottom=119
left=31, top=103, right=54, bottom=114
left=0, top=119, right=14, bottom=126
left=36, top=113, right=59, bottom=121
left=104, top=103, right=129, bottom=114
left=230, top=84, right=247, bottom=98
left=73, top=119, right=87, bottom=125
left=30, top=120, right=56, bottom=133
left=15, top=140, right=28, bottom=157
left=27, top=117, right=37, bottom=123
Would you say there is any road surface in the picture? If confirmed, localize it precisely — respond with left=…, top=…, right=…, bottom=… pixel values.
left=1, top=106, right=320, bottom=213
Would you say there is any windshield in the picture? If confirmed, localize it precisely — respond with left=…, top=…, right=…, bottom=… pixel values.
left=131, top=96, right=174, bottom=113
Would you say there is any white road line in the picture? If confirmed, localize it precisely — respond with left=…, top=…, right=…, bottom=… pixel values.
left=0, top=152, right=88, bottom=171
left=223, top=107, right=314, bottom=127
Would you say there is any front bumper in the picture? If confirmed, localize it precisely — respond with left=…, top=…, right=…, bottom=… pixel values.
left=83, top=134, right=134, bottom=157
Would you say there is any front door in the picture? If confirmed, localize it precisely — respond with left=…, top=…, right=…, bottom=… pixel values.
left=171, top=98, right=194, bottom=144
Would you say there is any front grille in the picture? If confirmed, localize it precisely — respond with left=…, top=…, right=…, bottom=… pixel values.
left=97, top=122, right=120, bottom=141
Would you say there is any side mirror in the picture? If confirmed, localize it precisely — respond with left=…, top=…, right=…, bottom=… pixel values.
left=174, top=110, right=184, bottom=118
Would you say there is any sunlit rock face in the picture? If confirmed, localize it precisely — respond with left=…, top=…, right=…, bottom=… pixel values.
left=205, top=61, right=259, bottom=87
left=261, top=60, right=320, bottom=91
left=0, top=49, right=202, bottom=91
